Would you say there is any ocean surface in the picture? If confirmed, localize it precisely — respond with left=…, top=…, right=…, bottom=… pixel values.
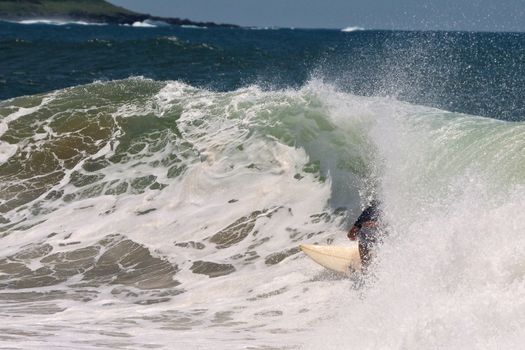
left=1, top=20, right=525, bottom=349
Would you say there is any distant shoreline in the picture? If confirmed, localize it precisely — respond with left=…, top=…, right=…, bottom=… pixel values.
left=0, top=0, right=239, bottom=28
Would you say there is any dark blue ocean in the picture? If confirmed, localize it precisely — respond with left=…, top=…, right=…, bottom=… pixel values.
left=2, top=20, right=525, bottom=350
left=1, top=21, right=524, bottom=120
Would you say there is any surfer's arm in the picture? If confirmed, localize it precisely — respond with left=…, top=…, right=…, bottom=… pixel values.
left=361, top=221, right=378, bottom=228
left=348, top=219, right=378, bottom=240
left=347, top=225, right=359, bottom=240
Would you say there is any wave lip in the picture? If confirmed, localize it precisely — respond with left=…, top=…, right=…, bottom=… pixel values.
left=341, top=26, right=364, bottom=32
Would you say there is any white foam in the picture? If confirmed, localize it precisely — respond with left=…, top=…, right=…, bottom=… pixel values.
left=0, top=93, right=56, bottom=165
left=16, top=19, right=106, bottom=26
left=0, top=142, right=17, bottom=163
left=131, top=21, right=157, bottom=28
left=181, top=24, right=207, bottom=29
left=341, top=26, right=365, bottom=32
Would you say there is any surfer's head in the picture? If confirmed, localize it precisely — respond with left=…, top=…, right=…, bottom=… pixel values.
left=369, top=199, right=380, bottom=209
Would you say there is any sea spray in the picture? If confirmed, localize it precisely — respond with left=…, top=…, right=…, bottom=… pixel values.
left=308, top=93, right=525, bottom=350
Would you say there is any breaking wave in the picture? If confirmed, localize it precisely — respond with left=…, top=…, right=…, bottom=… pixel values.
left=1, top=78, right=524, bottom=349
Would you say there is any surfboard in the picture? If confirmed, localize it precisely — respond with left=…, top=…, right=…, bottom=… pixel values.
left=299, top=244, right=361, bottom=274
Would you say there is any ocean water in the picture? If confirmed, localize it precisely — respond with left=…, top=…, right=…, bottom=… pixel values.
left=1, top=21, right=525, bottom=349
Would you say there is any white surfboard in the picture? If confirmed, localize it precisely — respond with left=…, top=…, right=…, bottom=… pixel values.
left=300, top=244, right=361, bottom=274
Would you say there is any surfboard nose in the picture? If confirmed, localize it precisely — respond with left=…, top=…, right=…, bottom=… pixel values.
left=299, top=243, right=361, bottom=273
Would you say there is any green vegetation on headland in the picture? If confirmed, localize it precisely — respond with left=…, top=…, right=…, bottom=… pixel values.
left=0, top=0, right=238, bottom=27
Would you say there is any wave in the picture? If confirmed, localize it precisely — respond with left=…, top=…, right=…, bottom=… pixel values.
left=14, top=19, right=107, bottom=26
left=130, top=20, right=156, bottom=28
left=181, top=24, right=207, bottom=29
left=1, top=78, right=524, bottom=348
left=341, top=26, right=365, bottom=32
left=247, top=26, right=281, bottom=30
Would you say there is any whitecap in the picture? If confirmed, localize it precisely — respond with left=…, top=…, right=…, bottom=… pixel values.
left=17, top=19, right=106, bottom=26
left=341, top=26, right=365, bottom=32
left=181, top=24, right=207, bottom=29
left=131, top=21, right=157, bottom=28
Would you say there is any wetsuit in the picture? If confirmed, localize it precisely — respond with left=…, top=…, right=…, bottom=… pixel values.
left=353, top=203, right=381, bottom=267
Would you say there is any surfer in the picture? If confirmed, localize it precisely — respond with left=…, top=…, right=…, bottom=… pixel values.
left=347, top=200, right=382, bottom=268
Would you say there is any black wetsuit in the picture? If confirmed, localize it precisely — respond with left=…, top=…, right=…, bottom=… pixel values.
left=353, top=203, right=381, bottom=267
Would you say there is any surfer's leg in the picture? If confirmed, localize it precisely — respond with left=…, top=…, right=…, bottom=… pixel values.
left=358, top=242, right=371, bottom=269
